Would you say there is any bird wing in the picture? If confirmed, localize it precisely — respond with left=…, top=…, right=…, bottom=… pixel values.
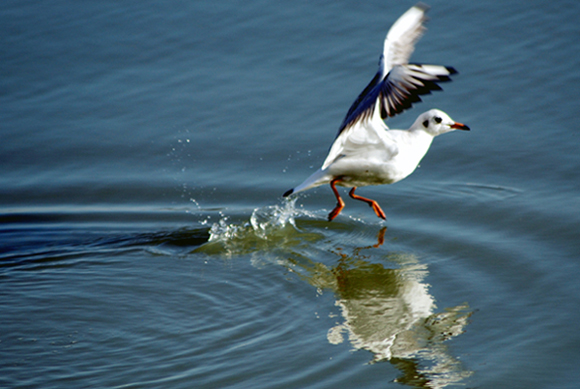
left=334, top=4, right=456, bottom=138
left=322, top=101, right=398, bottom=170
left=383, top=2, right=429, bottom=72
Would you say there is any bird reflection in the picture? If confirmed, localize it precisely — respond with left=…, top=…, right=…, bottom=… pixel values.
left=290, top=227, right=473, bottom=388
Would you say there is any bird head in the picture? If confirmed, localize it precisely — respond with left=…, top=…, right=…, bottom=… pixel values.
left=413, top=109, right=470, bottom=136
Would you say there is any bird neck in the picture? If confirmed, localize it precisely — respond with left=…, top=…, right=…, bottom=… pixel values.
left=404, top=129, right=435, bottom=161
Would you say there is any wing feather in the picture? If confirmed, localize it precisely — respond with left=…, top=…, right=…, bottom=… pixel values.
left=323, top=4, right=457, bottom=171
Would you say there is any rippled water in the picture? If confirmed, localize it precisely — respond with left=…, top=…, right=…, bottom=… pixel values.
left=2, top=1, right=580, bottom=388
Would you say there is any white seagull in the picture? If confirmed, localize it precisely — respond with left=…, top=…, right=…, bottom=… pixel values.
left=283, top=3, right=469, bottom=221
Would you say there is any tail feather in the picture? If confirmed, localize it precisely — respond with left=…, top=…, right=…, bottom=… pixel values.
left=282, top=169, right=330, bottom=197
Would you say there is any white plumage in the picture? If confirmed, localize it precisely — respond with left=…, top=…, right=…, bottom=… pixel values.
left=283, top=3, right=469, bottom=221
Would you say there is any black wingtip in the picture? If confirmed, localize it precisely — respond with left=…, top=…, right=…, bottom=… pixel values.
left=415, top=2, right=431, bottom=12
left=283, top=188, right=294, bottom=197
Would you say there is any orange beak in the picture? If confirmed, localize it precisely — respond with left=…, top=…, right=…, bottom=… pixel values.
left=451, top=122, right=470, bottom=131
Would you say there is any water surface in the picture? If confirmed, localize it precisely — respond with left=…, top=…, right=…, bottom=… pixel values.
left=2, top=1, right=580, bottom=388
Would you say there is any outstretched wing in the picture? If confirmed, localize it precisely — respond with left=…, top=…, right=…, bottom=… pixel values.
left=383, top=2, right=429, bottom=72
left=335, top=3, right=456, bottom=137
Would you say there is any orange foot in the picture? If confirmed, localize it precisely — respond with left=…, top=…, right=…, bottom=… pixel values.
left=328, top=199, right=344, bottom=221
left=348, top=188, right=387, bottom=220
left=370, top=201, right=386, bottom=220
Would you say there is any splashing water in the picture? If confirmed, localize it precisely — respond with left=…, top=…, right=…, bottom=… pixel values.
left=208, top=197, right=298, bottom=242
left=249, top=198, right=300, bottom=239
left=199, top=197, right=322, bottom=257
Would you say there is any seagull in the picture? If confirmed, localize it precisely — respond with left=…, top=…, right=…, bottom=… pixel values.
left=283, top=3, right=469, bottom=221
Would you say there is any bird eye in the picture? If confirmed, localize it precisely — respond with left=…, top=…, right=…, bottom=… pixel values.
left=434, top=116, right=442, bottom=124
left=422, top=120, right=429, bottom=128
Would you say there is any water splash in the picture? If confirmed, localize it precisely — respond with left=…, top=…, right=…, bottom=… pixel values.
left=249, top=198, right=300, bottom=239
left=198, top=197, right=322, bottom=257
left=208, top=197, right=298, bottom=242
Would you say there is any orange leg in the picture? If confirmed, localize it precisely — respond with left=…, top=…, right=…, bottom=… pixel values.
left=348, top=187, right=386, bottom=220
left=328, top=178, right=345, bottom=221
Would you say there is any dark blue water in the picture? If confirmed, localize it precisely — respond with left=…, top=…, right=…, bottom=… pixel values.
left=2, top=1, right=580, bottom=388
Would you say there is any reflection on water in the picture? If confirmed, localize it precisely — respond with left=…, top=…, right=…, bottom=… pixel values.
left=199, top=204, right=472, bottom=388
left=289, top=228, right=473, bottom=388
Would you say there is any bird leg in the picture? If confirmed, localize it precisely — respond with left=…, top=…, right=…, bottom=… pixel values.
left=328, top=178, right=345, bottom=221
left=348, top=187, right=387, bottom=220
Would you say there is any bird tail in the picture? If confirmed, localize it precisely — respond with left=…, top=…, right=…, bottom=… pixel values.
left=283, top=169, right=330, bottom=197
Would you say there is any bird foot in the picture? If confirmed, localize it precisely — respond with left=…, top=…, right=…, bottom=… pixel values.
left=371, top=202, right=387, bottom=220
left=328, top=202, right=344, bottom=221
